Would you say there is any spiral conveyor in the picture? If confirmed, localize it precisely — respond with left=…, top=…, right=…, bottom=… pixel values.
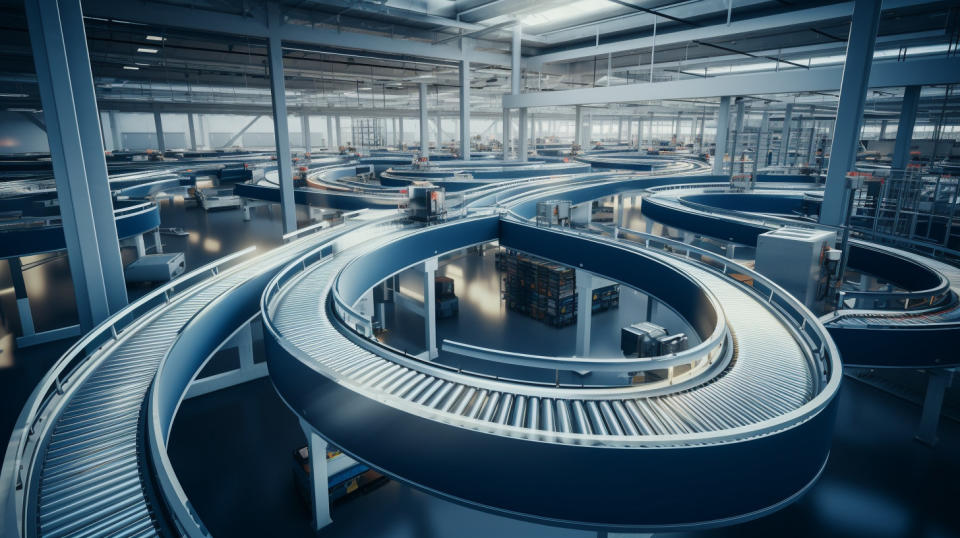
left=2, top=157, right=845, bottom=536
left=639, top=183, right=960, bottom=368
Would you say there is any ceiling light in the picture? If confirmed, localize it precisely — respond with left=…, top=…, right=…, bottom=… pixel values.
left=123, top=65, right=140, bottom=70
left=0, top=93, right=28, bottom=98
left=145, top=35, right=166, bottom=41
left=134, top=62, right=150, bottom=66
left=359, top=87, right=372, bottom=90
left=7, top=107, right=39, bottom=112
left=137, top=47, right=159, bottom=54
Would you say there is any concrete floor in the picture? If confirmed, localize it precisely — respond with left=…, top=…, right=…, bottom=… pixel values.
left=1, top=195, right=959, bottom=537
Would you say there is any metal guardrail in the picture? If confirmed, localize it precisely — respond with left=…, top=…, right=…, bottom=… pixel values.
left=613, top=225, right=836, bottom=392
left=0, top=245, right=257, bottom=537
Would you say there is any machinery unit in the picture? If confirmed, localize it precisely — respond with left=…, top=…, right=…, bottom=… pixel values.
left=536, top=200, right=571, bottom=227
left=435, top=275, right=459, bottom=318
left=405, top=182, right=446, bottom=222
left=124, top=252, right=186, bottom=283
left=621, top=322, right=666, bottom=358
left=755, top=227, right=838, bottom=309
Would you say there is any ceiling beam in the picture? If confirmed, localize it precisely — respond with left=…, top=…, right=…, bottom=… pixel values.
left=79, top=0, right=512, bottom=66
left=525, top=0, right=940, bottom=69
left=503, top=57, right=960, bottom=109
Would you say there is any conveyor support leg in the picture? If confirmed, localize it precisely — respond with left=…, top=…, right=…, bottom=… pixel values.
left=575, top=269, right=593, bottom=357
left=300, top=420, right=333, bottom=531
left=423, top=257, right=438, bottom=360
left=153, top=229, right=163, bottom=254
left=134, top=234, right=146, bottom=258
left=915, top=368, right=954, bottom=446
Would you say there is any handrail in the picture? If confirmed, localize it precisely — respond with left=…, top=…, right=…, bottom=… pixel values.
left=613, top=225, right=835, bottom=390
left=440, top=335, right=725, bottom=375
left=661, top=190, right=955, bottom=311
left=262, top=215, right=842, bottom=449
left=0, top=244, right=256, bottom=538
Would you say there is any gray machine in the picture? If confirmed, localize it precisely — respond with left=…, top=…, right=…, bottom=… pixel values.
left=406, top=182, right=446, bottom=222
left=755, top=227, right=838, bottom=309
left=621, top=321, right=686, bottom=358
left=536, top=200, right=571, bottom=227
left=124, top=252, right=186, bottom=283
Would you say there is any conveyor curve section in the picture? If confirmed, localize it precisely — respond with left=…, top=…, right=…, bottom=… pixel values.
left=263, top=215, right=841, bottom=531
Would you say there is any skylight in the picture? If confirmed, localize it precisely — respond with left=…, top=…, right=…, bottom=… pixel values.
left=519, top=0, right=621, bottom=29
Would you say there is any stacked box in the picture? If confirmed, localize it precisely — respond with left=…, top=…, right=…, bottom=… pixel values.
left=500, top=249, right=619, bottom=328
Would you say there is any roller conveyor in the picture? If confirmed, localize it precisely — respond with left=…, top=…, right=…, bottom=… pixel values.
left=263, top=215, right=839, bottom=530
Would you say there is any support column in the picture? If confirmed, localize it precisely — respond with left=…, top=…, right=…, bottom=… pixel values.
left=459, top=58, right=471, bottom=160
left=301, top=113, right=311, bottom=153
left=712, top=96, right=731, bottom=175
left=198, top=114, right=206, bottom=147
left=892, top=85, right=921, bottom=170
left=26, top=0, right=128, bottom=330
left=326, top=115, right=334, bottom=148
left=335, top=116, right=341, bottom=148
left=419, top=83, right=429, bottom=158
left=108, top=111, right=120, bottom=151
left=300, top=420, right=333, bottom=531
left=134, top=234, right=146, bottom=258
left=502, top=108, right=512, bottom=159
left=518, top=108, right=529, bottom=162
left=779, top=103, right=794, bottom=166
left=267, top=3, right=297, bottom=235
left=153, top=229, right=163, bottom=254
left=879, top=119, right=888, bottom=140
left=821, top=0, right=882, bottom=226
left=697, top=111, right=706, bottom=154
left=530, top=112, right=536, bottom=151
left=398, top=117, right=404, bottom=148
left=915, top=368, right=954, bottom=446
left=575, top=105, right=584, bottom=149
left=153, top=110, right=165, bottom=153
left=756, top=110, right=770, bottom=173
left=729, top=98, right=745, bottom=175
left=617, top=119, right=623, bottom=144
left=637, top=118, right=643, bottom=152
left=9, top=259, right=35, bottom=336
left=187, top=112, right=197, bottom=150
left=423, top=257, right=438, bottom=360
left=575, top=269, right=593, bottom=357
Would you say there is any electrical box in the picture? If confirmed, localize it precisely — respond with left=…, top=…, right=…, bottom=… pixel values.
left=755, top=227, right=837, bottom=309
left=406, top=182, right=446, bottom=222
left=536, top=200, right=571, bottom=227
left=125, top=253, right=185, bottom=283
left=621, top=322, right=667, bottom=358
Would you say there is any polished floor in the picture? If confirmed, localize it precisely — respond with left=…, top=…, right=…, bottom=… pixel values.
left=2, top=196, right=959, bottom=538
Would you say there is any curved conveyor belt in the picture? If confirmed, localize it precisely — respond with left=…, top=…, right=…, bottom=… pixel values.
left=640, top=184, right=960, bottom=368
left=264, top=215, right=840, bottom=531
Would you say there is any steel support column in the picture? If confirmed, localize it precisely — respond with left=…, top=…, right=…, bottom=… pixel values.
left=335, top=115, right=341, bottom=148
left=326, top=115, right=334, bottom=148
left=575, top=105, right=584, bottom=149
left=460, top=59, right=471, bottom=160
left=187, top=112, right=197, bottom=150
left=153, top=110, right=165, bottom=153
left=518, top=108, right=528, bottom=162
left=712, top=96, right=731, bottom=175
left=25, top=0, right=128, bottom=331
left=267, top=4, right=296, bottom=235
left=729, top=98, right=745, bottom=175
left=779, top=103, right=794, bottom=166
left=821, top=0, right=882, bottom=226
left=502, top=108, right=511, bottom=159
left=108, top=111, right=120, bottom=151
left=423, top=257, right=438, bottom=360
left=301, top=113, right=311, bottom=153
left=419, top=83, right=429, bottom=158
left=892, top=85, right=921, bottom=170
left=300, top=420, right=333, bottom=531
left=398, top=117, right=405, bottom=148
left=575, top=269, right=593, bottom=357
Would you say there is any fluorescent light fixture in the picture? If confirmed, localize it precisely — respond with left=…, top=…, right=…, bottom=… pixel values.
left=0, top=93, right=28, bottom=98
left=137, top=47, right=159, bottom=54
left=145, top=35, right=166, bottom=41
left=7, top=107, right=39, bottom=112
left=134, top=62, right=150, bottom=66
left=123, top=65, right=140, bottom=70
left=359, top=87, right=372, bottom=90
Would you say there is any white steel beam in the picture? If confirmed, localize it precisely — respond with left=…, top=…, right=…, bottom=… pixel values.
left=503, top=57, right=960, bottom=109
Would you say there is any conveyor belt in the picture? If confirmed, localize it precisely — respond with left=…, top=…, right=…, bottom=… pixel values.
left=264, top=216, right=838, bottom=529
left=2, top=215, right=382, bottom=537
